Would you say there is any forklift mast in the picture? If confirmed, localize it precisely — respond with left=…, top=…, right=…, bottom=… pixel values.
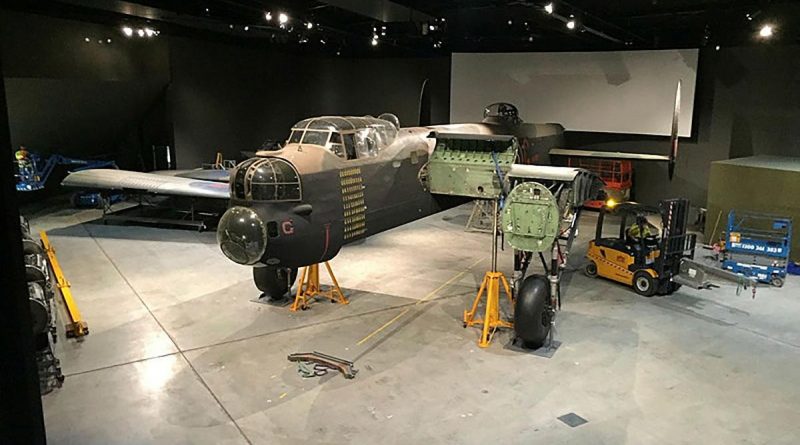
left=656, top=198, right=695, bottom=276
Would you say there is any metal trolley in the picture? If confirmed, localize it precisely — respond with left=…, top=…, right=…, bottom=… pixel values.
left=722, top=210, right=792, bottom=287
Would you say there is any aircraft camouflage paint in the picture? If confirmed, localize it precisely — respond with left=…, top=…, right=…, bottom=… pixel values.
left=63, top=82, right=681, bottom=301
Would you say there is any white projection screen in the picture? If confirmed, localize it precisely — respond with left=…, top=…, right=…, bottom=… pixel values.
left=450, top=49, right=698, bottom=137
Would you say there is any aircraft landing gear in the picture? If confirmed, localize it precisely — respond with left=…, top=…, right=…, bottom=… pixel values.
left=253, top=266, right=297, bottom=301
left=513, top=275, right=552, bottom=349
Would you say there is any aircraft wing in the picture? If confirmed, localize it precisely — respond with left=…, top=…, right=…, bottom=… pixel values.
left=62, top=169, right=230, bottom=199
left=548, top=148, right=670, bottom=162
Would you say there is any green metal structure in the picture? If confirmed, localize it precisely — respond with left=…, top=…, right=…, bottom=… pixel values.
left=502, top=182, right=561, bottom=252
left=426, top=133, right=517, bottom=199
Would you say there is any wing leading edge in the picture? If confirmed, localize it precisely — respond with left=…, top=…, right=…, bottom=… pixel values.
left=62, top=169, right=230, bottom=199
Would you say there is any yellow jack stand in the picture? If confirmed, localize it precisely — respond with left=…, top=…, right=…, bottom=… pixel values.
left=463, top=271, right=513, bottom=348
left=290, top=262, right=348, bottom=311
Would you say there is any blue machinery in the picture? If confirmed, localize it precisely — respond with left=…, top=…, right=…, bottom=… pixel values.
left=15, top=152, right=122, bottom=207
left=15, top=152, right=117, bottom=192
left=722, top=210, right=792, bottom=287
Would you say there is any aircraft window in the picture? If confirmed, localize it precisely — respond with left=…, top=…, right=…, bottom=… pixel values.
left=288, top=130, right=302, bottom=144
left=232, top=158, right=258, bottom=199
left=355, top=129, right=378, bottom=158
left=326, top=132, right=345, bottom=158
left=301, top=130, right=330, bottom=146
left=343, top=134, right=357, bottom=160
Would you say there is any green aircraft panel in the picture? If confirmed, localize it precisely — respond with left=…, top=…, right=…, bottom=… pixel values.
left=501, top=181, right=561, bottom=253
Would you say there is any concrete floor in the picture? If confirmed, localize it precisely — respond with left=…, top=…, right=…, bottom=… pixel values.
left=28, top=202, right=800, bottom=444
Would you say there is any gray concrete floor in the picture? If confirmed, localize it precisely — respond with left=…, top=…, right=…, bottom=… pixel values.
left=27, top=202, right=800, bottom=444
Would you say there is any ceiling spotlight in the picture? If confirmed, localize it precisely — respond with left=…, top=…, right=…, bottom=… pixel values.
left=306, top=22, right=313, bottom=29
left=107, top=38, right=112, bottom=43
left=759, top=24, right=773, bottom=38
left=715, top=45, right=721, bottom=51
left=429, top=24, right=435, bottom=31
left=84, top=37, right=90, bottom=42
left=371, top=35, right=379, bottom=46
left=544, top=2, right=554, bottom=14
left=566, top=20, right=576, bottom=30
left=137, top=28, right=145, bottom=37
left=508, top=19, right=513, bottom=26
left=265, top=11, right=272, bottom=21
left=144, top=28, right=156, bottom=37
left=122, top=26, right=133, bottom=37
left=278, top=13, right=289, bottom=24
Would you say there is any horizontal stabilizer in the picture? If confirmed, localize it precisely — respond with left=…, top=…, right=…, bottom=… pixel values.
left=549, top=148, right=670, bottom=162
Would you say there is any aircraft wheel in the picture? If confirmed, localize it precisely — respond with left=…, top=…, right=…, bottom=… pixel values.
left=513, top=274, right=552, bottom=349
left=632, top=271, right=656, bottom=297
left=253, top=266, right=298, bottom=300
left=584, top=261, right=598, bottom=278
left=771, top=276, right=785, bottom=288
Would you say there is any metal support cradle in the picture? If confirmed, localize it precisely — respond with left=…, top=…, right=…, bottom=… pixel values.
left=290, top=261, right=348, bottom=311
left=462, top=199, right=514, bottom=347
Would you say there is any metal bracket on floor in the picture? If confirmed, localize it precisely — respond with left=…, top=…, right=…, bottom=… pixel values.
left=288, top=351, right=358, bottom=379
left=40, top=231, right=89, bottom=338
left=290, top=261, right=347, bottom=311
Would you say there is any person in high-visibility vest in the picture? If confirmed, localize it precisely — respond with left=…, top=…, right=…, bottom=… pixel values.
left=627, top=216, right=656, bottom=241
left=15, top=145, right=34, bottom=177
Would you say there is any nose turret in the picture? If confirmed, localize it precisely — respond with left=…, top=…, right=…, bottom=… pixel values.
left=217, top=206, right=268, bottom=265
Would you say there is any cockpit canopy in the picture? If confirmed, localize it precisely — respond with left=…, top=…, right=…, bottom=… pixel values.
left=286, top=116, right=398, bottom=160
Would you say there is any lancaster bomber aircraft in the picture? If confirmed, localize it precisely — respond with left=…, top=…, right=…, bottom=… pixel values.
left=63, top=84, right=681, bottom=347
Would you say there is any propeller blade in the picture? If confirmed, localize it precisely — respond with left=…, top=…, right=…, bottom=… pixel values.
left=668, top=80, right=681, bottom=180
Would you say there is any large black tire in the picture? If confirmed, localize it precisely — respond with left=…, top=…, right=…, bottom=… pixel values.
left=253, top=266, right=298, bottom=300
left=514, top=275, right=552, bottom=349
left=632, top=271, right=656, bottom=297
left=584, top=261, right=598, bottom=278
left=771, top=276, right=785, bottom=287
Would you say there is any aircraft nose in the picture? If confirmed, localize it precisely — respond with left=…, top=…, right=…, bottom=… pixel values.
left=217, top=206, right=268, bottom=265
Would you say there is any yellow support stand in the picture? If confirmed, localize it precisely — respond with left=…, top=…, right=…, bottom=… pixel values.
left=463, top=271, right=514, bottom=348
left=40, top=231, right=89, bottom=338
left=290, top=262, right=347, bottom=311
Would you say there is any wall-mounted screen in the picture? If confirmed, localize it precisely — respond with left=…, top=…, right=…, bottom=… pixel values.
left=450, top=49, right=698, bottom=137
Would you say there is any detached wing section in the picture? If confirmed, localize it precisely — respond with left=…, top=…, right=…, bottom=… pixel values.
left=548, top=148, right=670, bottom=162
left=548, top=80, right=682, bottom=180
left=62, top=169, right=230, bottom=199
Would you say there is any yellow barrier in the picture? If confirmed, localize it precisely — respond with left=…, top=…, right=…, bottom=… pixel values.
left=40, top=231, right=89, bottom=338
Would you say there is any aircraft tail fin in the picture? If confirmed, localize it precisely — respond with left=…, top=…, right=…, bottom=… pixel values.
left=418, top=78, right=431, bottom=127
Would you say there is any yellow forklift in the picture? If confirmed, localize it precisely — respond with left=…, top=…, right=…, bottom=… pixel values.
left=584, top=199, right=696, bottom=296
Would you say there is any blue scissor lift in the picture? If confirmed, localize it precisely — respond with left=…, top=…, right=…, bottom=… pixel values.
left=722, top=210, right=792, bottom=287
left=15, top=152, right=123, bottom=207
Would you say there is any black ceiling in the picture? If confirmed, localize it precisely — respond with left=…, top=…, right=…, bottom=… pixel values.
left=5, top=0, right=800, bottom=56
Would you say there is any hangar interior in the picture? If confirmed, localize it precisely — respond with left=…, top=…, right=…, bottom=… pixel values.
left=2, top=1, right=800, bottom=444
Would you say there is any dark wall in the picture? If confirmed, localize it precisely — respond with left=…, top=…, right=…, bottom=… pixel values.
left=1, top=10, right=170, bottom=167
left=169, top=36, right=449, bottom=168
left=566, top=45, right=800, bottom=207
left=2, top=9, right=450, bottom=172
